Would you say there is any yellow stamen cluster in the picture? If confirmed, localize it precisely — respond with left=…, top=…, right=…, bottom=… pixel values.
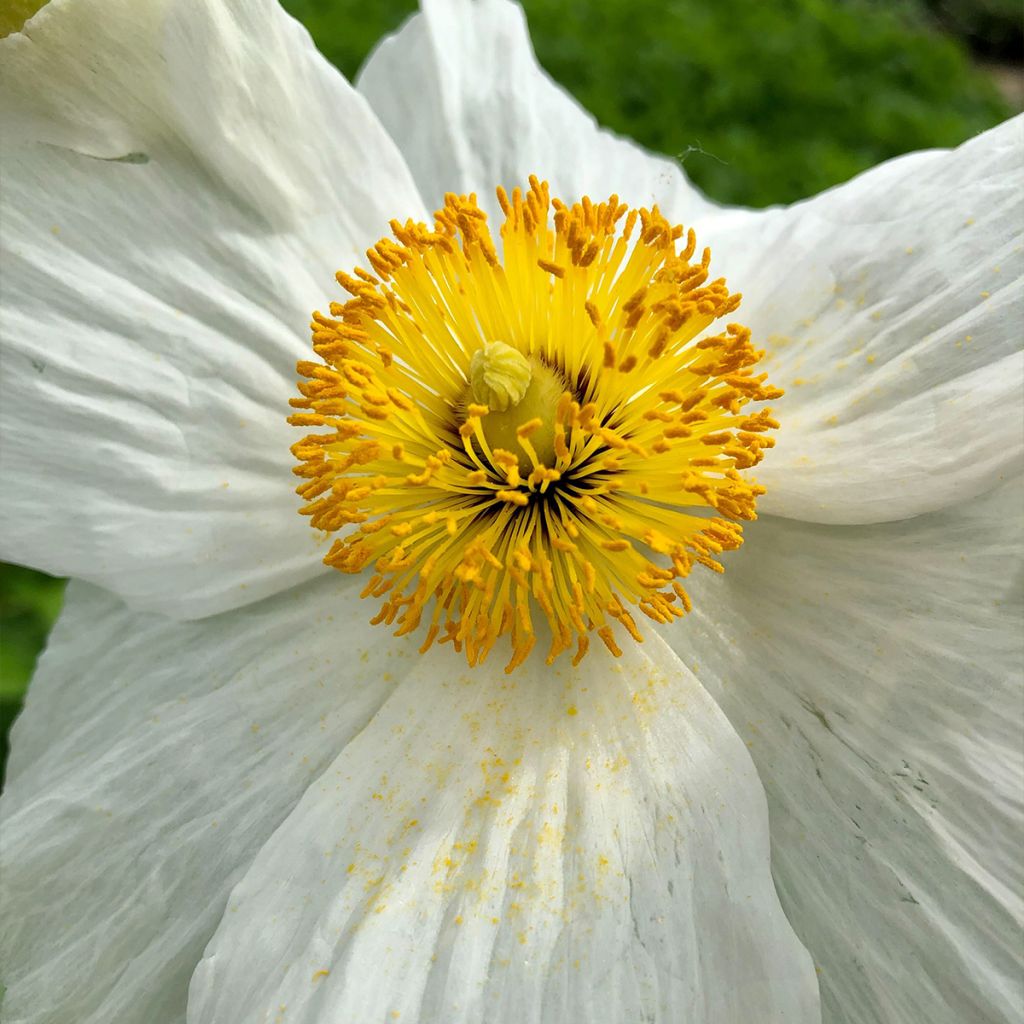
left=290, top=177, right=781, bottom=672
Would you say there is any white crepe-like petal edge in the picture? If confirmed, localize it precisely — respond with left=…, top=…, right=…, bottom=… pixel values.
left=695, top=116, right=1024, bottom=523
left=187, top=634, right=820, bottom=1024
left=662, top=477, right=1024, bottom=1023
left=0, top=0, right=426, bottom=617
left=0, top=574, right=405, bottom=1024
left=356, top=0, right=715, bottom=226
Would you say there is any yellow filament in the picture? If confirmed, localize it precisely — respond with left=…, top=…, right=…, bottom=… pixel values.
left=290, top=177, right=781, bottom=673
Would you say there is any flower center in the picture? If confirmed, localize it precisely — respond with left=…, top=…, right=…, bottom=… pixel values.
left=290, top=178, right=781, bottom=672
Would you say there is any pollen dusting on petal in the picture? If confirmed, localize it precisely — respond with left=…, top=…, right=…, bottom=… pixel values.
left=289, top=178, right=781, bottom=673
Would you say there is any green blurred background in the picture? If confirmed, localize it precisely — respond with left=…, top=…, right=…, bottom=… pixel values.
left=1, top=0, right=1019, bottom=781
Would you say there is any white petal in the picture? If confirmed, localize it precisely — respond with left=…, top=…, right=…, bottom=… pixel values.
left=188, top=636, right=819, bottom=1024
left=662, top=478, right=1024, bottom=1024
left=356, top=0, right=714, bottom=224
left=695, top=116, right=1024, bottom=524
left=0, top=0, right=427, bottom=617
left=0, top=575, right=403, bottom=1024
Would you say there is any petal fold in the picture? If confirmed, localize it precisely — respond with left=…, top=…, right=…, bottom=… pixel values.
left=0, top=575, right=402, bottom=1024
left=663, top=478, right=1024, bottom=1024
left=0, top=0, right=426, bottom=616
left=696, top=116, right=1024, bottom=523
left=357, top=0, right=714, bottom=224
left=188, top=635, right=819, bottom=1024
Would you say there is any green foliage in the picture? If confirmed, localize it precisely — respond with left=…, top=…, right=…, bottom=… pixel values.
left=282, top=0, right=417, bottom=80
left=922, top=0, right=1024, bottom=59
left=0, top=566, right=65, bottom=783
left=0, top=0, right=1013, bottom=780
left=282, top=0, right=1011, bottom=206
left=532, top=0, right=1011, bottom=204
left=0, top=0, right=48, bottom=39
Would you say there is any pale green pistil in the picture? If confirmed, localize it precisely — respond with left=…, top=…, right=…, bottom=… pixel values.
left=470, top=341, right=532, bottom=411
left=468, top=341, right=565, bottom=472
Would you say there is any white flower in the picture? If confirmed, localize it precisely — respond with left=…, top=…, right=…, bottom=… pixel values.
left=0, top=1, right=1021, bottom=1023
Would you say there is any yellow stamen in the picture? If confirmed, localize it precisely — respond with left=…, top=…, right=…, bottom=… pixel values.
left=290, top=178, right=781, bottom=672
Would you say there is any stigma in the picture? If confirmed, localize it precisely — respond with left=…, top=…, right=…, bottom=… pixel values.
left=467, top=342, right=565, bottom=473
left=289, top=178, right=781, bottom=672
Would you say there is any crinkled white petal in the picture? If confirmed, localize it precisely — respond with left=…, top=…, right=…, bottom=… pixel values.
left=187, top=635, right=820, bottom=1024
left=662, top=478, right=1024, bottom=1024
left=356, top=0, right=715, bottom=225
left=0, top=575, right=403, bottom=1024
left=693, top=116, right=1024, bottom=523
left=0, top=0, right=427, bottom=617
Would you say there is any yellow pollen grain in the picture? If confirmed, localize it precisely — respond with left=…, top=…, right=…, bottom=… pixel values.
left=289, top=178, right=779, bottom=673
